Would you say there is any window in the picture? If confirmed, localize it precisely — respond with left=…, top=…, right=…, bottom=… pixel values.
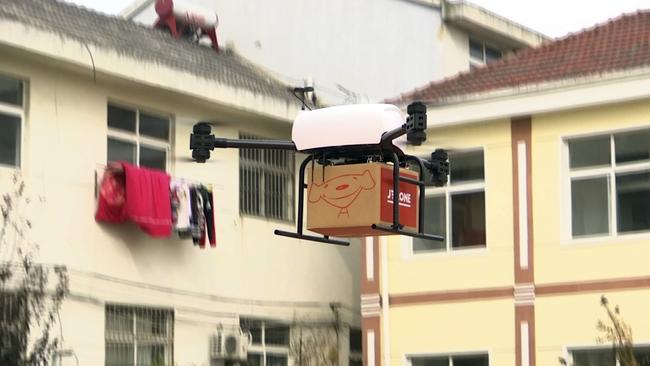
left=105, top=305, right=174, bottom=366
left=240, top=318, right=290, bottom=366
left=239, top=133, right=295, bottom=221
left=410, top=353, right=489, bottom=366
left=570, top=347, right=650, bottom=366
left=107, top=104, right=171, bottom=171
left=413, top=150, right=486, bottom=253
left=349, top=328, right=362, bottom=366
left=0, top=74, right=24, bottom=168
left=567, top=129, right=650, bottom=238
left=0, top=292, right=27, bottom=363
left=469, top=39, right=502, bottom=67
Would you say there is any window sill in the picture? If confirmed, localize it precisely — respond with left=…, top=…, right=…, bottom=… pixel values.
left=562, top=231, right=650, bottom=247
left=402, top=239, right=488, bottom=261
left=0, top=164, right=21, bottom=175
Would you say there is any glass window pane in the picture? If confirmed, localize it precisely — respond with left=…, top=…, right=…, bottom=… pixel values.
left=453, top=354, right=489, bottom=366
left=0, top=113, right=21, bottom=167
left=247, top=353, right=262, bottom=366
left=265, top=324, right=290, bottom=346
left=485, top=46, right=501, bottom=63
left=571, top=177, right=609, bottom=237
left=616, top=171, right=650, bottom=233
left=137, top=344, right=166, bottom=366
left=140, top=146, right=167, bottom=171
left=108, top=105, right=136, bottom=133
left=349, top=328, right=362, bottom=353
left=267, top=354, right=288, bottom=366
left=569, top=136, right=610, bottom=169
left=450, top=151, right=484, bottom=184
left=634, top=347, right=650, bottom=366
left=0, top=74, right=22, bottom=106
left=572, top=349, right=615, bottom=366
left=140, top=112, right=170, bottom=141
left=413, top=195, right=446, bottom=252
left=106, top=306, right=133, bottom=336
left=451, top=191, right=486, bottom=248
left=615, top=129, right=650, bottom=164
left=136, top=309, right=168, bottom=338
left=105, top=343, right=134, bottom=366
left=411, top=357, right=449, bottom=366
left=108, top=138, right=136, bottom=165
left=469, top=39, right=484, bottom=61
left=240, top=319, right=262, bottom=344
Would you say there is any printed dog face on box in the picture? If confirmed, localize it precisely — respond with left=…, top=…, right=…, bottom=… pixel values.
left=308, top=170, right=376, bottom=216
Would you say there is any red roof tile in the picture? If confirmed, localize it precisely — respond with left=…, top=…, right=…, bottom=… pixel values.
left=387, top=10, right=650, bottom=105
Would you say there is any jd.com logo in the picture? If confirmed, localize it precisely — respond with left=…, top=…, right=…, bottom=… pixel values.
left=308, top=170, right=376, bottom=218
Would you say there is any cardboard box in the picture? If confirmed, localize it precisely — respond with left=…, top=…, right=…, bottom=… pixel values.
left=307, top=162, right=419, bottom=237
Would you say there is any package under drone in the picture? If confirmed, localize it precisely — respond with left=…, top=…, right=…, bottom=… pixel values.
left=306, top=162, right=419, bottom=237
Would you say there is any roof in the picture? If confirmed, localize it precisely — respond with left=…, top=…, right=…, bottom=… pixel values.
left=442, top=1, right=548, bottom=49
left=388, top=10, right=650, bottom=105
left=0, top=0, right=295, bottom=104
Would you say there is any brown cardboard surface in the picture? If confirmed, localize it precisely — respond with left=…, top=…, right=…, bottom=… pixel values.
left=306, top=163, right=419, bottom=237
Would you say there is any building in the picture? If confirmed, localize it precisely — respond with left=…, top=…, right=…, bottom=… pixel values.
left=121, top=0, right=548, bottom=104
left=360, top=10, right=650, bottom=366
left=0, top=0, right=362, bottom=365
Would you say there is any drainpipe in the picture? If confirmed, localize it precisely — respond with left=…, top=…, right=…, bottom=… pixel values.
left=381, top=237, right=391, bottom=366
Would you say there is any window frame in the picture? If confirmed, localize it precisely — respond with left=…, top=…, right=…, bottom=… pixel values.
left=410, top=148, right=488, bottom=256
left=468, top=38, right=502, bottom=68
left=406, top=350, right=491, bottom=366
left=564, top=344, right=650, bottom=366
left=0, top=73, right=27, bottom=170
left=104, top=303, right=175, bottom=366
left=240, top=317, right=290, bottom=366
left=238, top=132, right=295, bottom=223
left=563, top=126, right=650, bottom=244
left=106, top=101, right=172, bottom=172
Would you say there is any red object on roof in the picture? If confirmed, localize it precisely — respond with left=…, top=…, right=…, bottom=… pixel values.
left=388, top=10, right=650, bottom=105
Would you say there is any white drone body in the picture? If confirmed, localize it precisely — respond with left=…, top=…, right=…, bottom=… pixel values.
left=291, top=104, right=407, bottom=153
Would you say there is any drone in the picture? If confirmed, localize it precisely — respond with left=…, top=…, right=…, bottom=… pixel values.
left=189, top=102, right=449, bottom=246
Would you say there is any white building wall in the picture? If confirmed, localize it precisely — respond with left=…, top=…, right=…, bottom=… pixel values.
left=132, top=0, right=469, bottom=104
left=0, top=45, right=360, bottom=366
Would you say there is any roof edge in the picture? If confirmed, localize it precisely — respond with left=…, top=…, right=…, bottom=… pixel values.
left=418, top=67, right=650, bottom=128
left=442, top=0, right=549, bottom=47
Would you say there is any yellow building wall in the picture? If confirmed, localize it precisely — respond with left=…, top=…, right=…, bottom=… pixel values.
left=388, top=119, right=515, bottom=294
left=389, top=299, right=515, bottom=366
left=536, top=289, right=650, bottom=365
left=532, top=100, right=650, bottom=284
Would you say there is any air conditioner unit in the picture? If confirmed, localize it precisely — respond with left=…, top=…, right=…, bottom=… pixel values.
left=210, top=329, right=251, bottom=360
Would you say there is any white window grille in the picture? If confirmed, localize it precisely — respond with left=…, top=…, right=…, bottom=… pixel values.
left=409, top=353, right=489, bottom=366
left=239, top=133, right=295, bottom=222
left=413, top=150, right=486, bottom=253
left=105, top=304, right=174, bottom=366
left=240, top=318, right=290, bottom=366
left=567, top=129, right=650, bottom=239
left=0, top=73, right=25, bottom=169
left=107, top=103, right=171, bottom=172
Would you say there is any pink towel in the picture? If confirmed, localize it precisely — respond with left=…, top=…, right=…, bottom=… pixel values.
left=96, top=162, right=172, bottom=238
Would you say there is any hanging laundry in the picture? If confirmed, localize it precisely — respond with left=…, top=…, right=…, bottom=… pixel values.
left=197, top=185, right=217, bottom=247
left=170, top=179, right=192, bottom=236
left=95, top=162, right=172, bottom=238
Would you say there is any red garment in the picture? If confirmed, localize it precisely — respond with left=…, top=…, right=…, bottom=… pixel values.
left=95, top=162, right=172, bottom=238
